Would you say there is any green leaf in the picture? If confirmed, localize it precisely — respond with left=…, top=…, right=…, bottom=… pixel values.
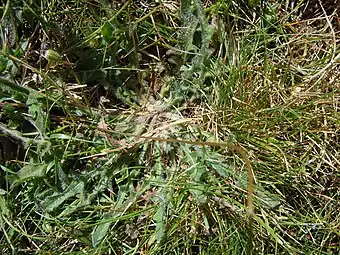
left=27, top=92, right=47, bottom=136
left=91, top=222, right=111, bottom=247
left=42, top=181, right=85, bottom=212
left=0, top=77, right=30, bottom=96
left=101, top=22, right=114, bottom=43
left=0, top=56, right=9, bottom=73
left=189, top=183, right=207, bottom=204
left=256, top=188, right=281, bottom=209
left=206, top=155, right=231, bottom=177
left=248, top=0, right=260, bottom=8
left=12, top=163, right=47, bottom=185
left=153, top=204, right=166, bottom=242
left=14, top=39, right=29, bottom=58
left=26, top=90, right=45, bottom=106
left=0, top=196, right=10, bottom=217
left=189, top=164, right=205, bottom=181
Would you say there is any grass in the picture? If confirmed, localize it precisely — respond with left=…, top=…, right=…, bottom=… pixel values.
left=0, top=0, right=339, bottom=254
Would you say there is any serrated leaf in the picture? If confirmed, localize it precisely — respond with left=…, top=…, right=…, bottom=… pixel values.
left=153, top=204, right=166, bottom=242
left=26, top=90, right=45, bottom=105
left=56, top=162, right=71, bottom=190
left=189, top=164, right=205, bottom=181
left=13, top=163, right=47, bottom=185
left=91, top=222, right=111, bottom=247
left=42, top=181, right=84, bottom=212
left=0, top=77, right=30, bottom=96
left=207, top=158, right=231, bottom=177
left=257, top=189, right=281, bottom=209
left=236, top=171, right=248, bottom=190
left=27, top=92, right=46, bottom=136
left=189, top=183, right=207, bottom=204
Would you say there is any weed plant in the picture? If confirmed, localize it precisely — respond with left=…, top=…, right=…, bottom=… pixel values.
left=0, top=0, right=339, bottom=254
